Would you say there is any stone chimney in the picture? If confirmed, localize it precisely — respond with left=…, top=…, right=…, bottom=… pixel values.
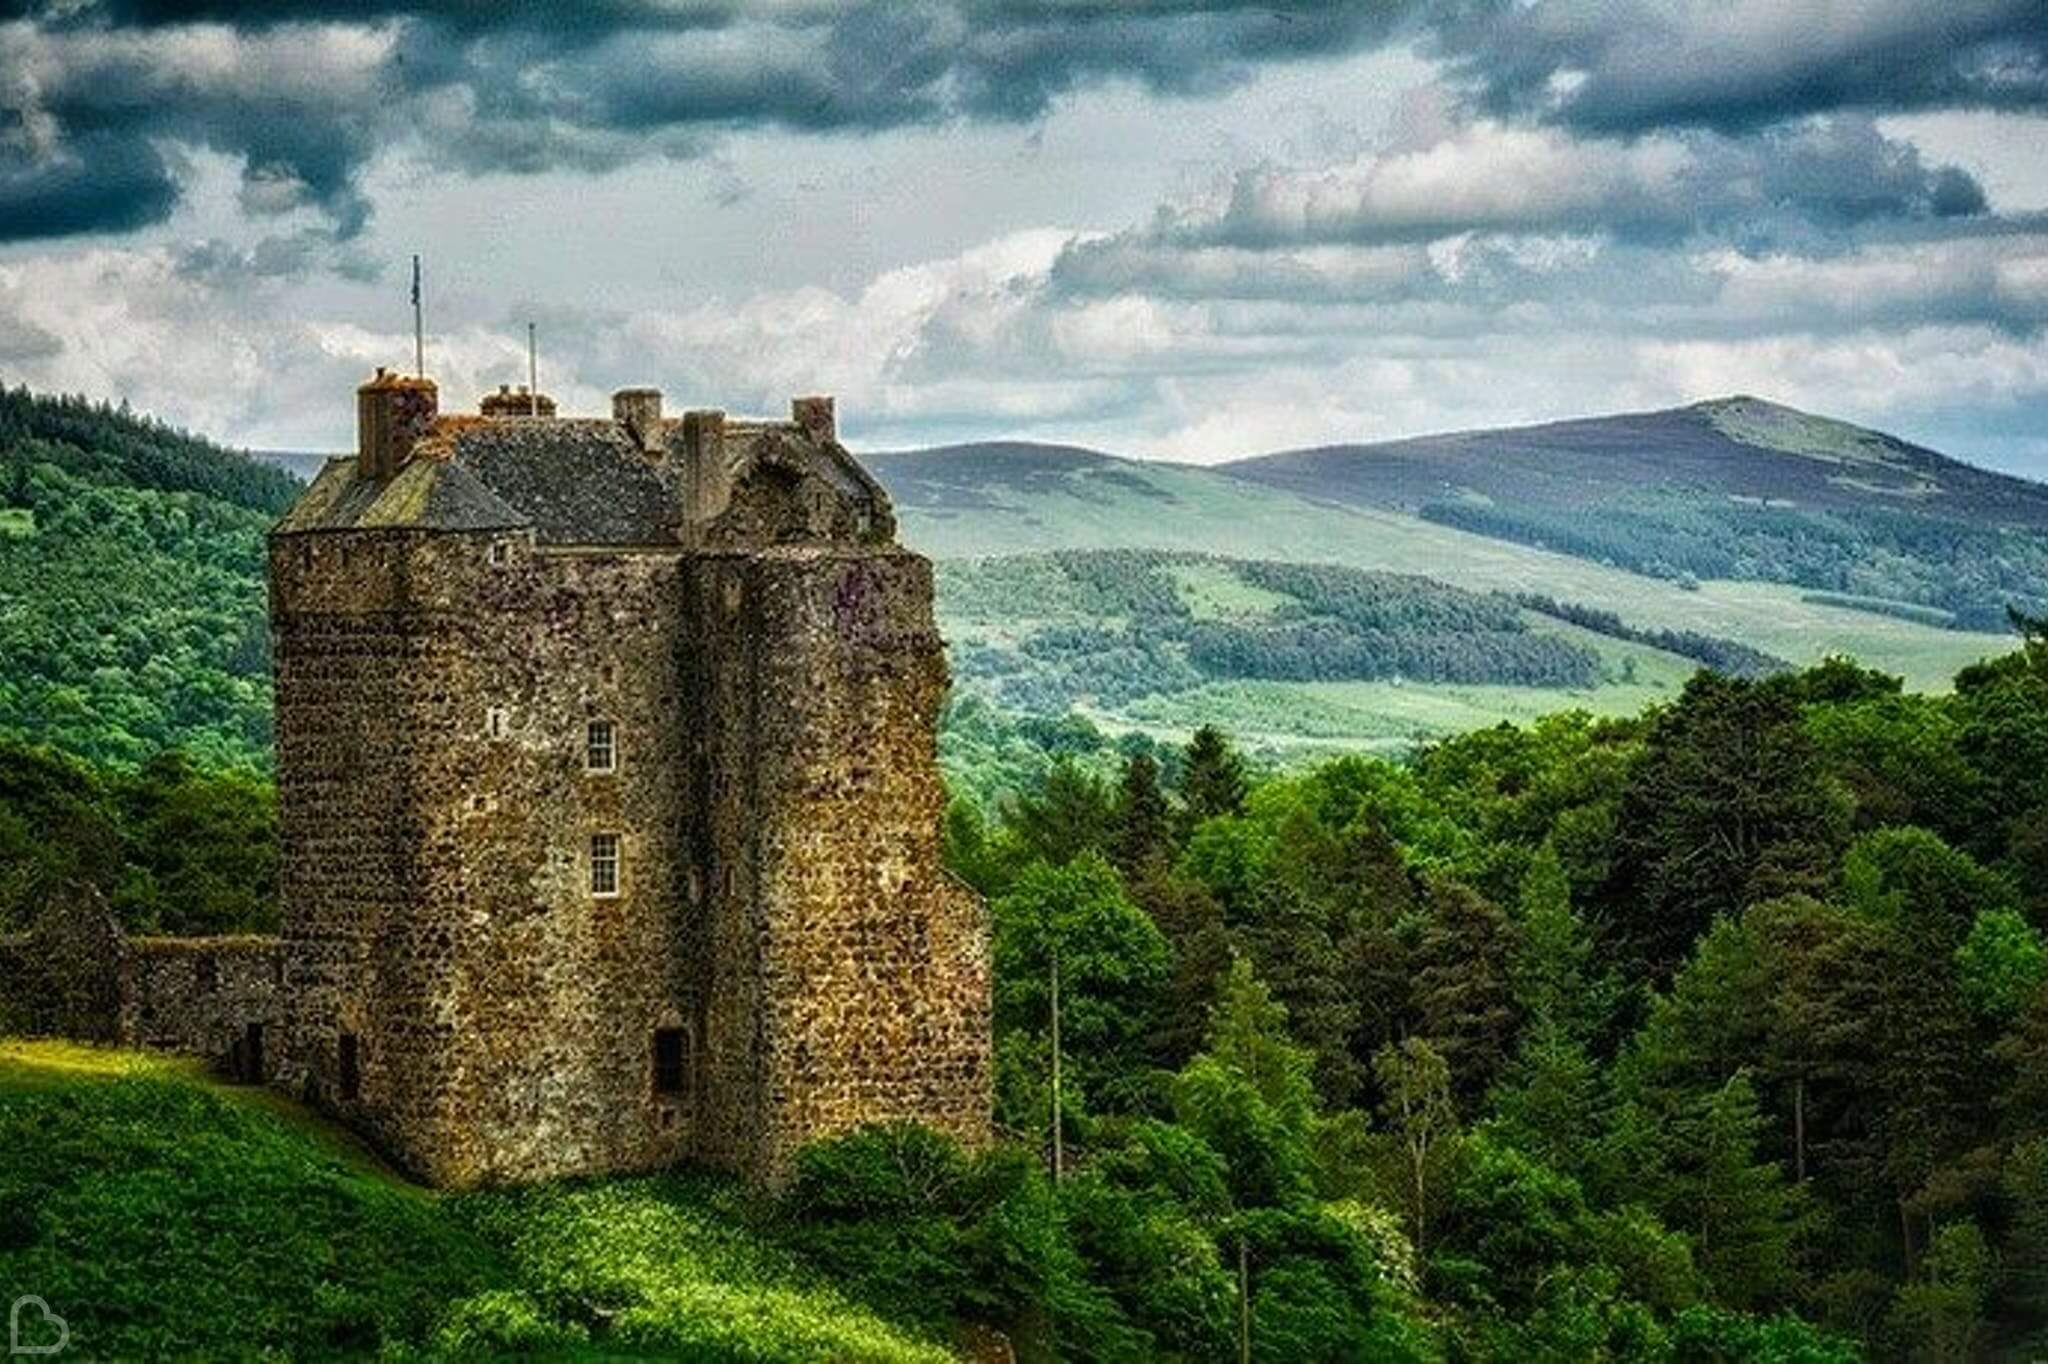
left=680, top=408, right=729, bottom=531
left=791, top=395, right=835, bottom=443
left=357, top=369, right=438, bottom=481
left=613, top=387, right=663, bottom=451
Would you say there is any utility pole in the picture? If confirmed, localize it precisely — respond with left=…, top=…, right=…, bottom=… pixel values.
left=1237, top=1236, right=1250, bottom=1364
left=1049, top=943, right=1063, bottom=1183
left=527, top=322, right=538, bottom=415
left=411, top=254, right=424, bottom=377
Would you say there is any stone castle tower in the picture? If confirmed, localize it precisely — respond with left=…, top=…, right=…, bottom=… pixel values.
left=265, top=371, right=991, bottom=1187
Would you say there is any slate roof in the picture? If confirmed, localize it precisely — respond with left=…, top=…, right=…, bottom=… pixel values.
left=441, top=418, right=680, bottom=545
left=274, top=455, right=529, bottom=535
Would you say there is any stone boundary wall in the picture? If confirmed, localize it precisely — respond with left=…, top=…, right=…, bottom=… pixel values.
left=124, top=937, right=287, bottom=1081
left=0, top=889, right=284, bottom=1081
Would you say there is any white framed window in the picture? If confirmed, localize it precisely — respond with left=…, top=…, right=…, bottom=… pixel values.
left=489, top=539, right=510, bottom=567
left=590, top=833, right=621, bottom=897
left=487, top=707, right=509, bottom=739
left=586, top=719, right=617, bottom=773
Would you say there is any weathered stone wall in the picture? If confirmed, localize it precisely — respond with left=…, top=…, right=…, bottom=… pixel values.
left=0, top=889, right=282, bottom=1080
left=123, top=937, right=285, bottom=1079
left=688, top=547, right=991, bottom=1182
left=270, top=529, right=439, bottom=1169
left=272, top=527, right=699, bottom=1186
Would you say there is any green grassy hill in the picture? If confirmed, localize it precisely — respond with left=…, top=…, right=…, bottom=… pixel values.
left=868, top=440, right=2013, bottom=696
left=0, top=1040, right=952, bottom=1361
left=937, top=550, right=1759, bottom=755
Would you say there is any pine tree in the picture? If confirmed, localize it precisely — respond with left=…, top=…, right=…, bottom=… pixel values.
left=1411, top=877, right=1520, bottom=1106
left=1675, top=1072, right=1808, bottom=1310
left=1179, top=725, right=1248, bottom=838
left=1112, top=751, right=1173, bottom=879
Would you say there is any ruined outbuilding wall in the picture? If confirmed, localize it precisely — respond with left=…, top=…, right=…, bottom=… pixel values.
left=0, top=893, right=282, bottom=1081
left=688, top=546, right=991, bottom=1182
left=123, top=937, right=285, bottom=1079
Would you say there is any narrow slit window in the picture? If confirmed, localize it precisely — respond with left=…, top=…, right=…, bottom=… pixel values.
left=653, top=1028, right=686, bottom=1095
left=489, top=539, right=510, bottom=566
left=586, top=719, right=616, bottom=772
left=338, top=1033, right=360, bottom=1101
left=590, top=833, right=621, bottom=897
left=487, top=707, right=509, bottom=739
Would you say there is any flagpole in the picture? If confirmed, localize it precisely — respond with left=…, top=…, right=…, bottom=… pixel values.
left=528, top=323, right=537, bottom=415
left=411, top=255, right=424, bottom=378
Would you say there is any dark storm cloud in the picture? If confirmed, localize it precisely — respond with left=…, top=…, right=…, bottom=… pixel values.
left=0, top=0, right=2036, bottom=245
left=0, top=129, right=175, bottom=238
left=0, top=0, right=1421, bottom=241
left=1429, top=0, right=2048, bottom=133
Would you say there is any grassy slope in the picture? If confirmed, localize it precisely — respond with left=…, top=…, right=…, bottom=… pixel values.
left=890, top=455, right=2004, bottom=746
left=1116, top=612, right=1697, bottom=753
left=0, top=1041, right=949, bottom=1362
left=888, top=455, right=2006, bottom=689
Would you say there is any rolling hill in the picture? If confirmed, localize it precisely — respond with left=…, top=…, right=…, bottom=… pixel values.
left=863, top=404, right=2031, bottom=697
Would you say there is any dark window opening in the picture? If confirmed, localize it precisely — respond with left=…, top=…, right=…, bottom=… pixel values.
left=338, top=1033, right=360, bottom=1101
left=236, top=1022, right=264, bottom=1084
left=653, top=1028, right=686, bottom=1096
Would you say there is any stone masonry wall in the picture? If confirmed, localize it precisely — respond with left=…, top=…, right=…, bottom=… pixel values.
left=688, top=546, right=991, bottom=1183
left=123, top=937, right=286, bottom=1079
left=272, top=526, right=699, bottom=1187
left=270, top=529, right=438, bottom=1170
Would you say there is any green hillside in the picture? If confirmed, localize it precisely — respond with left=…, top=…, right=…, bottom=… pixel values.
left=0, top=387, right=286, bottom=769
left=870, top=441, right=2012, bottom=694
left=0, top=1041, right=953, bottom=1361
left=937, top=551, right=1772, bottom=755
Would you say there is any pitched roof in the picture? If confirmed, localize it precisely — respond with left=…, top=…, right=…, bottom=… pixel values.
left=273, top=455, right=529, bottom=535
left=440, top=418, right=679, bottom=545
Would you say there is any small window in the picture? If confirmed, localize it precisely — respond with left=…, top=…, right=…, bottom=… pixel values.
left=586, top=720, right=616, bottom=773
left=489, top=540, right=509, bottom=566
left=338, top=1033, right=360, bottom=1101
left=653, top=1028, right=687, bottom=1095
left=487, top=707, right=509, bottom=739
left=590, top=833, right=621, bottom=897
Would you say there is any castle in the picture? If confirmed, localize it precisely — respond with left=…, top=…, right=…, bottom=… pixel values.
left=2, top=372, right=992, bottom=1188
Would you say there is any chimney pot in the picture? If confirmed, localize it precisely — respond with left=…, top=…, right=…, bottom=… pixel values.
left=791, top=395, right=835, bottom=442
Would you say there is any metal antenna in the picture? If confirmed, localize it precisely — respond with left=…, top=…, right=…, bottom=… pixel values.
left=527, top=322, right=537, bottom=415
left=411, top=255, right=424, bottom=378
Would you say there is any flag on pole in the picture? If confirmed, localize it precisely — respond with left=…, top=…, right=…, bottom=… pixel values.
left=411, top=255, right=421, bottom=308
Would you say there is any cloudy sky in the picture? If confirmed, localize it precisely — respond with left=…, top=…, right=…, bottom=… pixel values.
left=0, top=2, right=2044, bottom=474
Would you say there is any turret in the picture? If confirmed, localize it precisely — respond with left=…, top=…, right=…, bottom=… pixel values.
left=356, top=369, right=437, bottom=480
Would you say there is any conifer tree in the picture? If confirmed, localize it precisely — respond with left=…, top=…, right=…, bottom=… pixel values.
left=1112, top=751, right=1173, bottom=879
left=1179, top=725, right=1248, bottom=838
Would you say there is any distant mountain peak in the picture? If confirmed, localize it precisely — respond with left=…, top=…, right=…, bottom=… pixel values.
left=1687, top=394, right=1916, bottom=470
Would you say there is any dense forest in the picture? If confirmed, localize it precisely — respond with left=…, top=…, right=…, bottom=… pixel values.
left=9, top=627, right=2048, bottom=1358
left=1424, top=498, right=2048, bottom=632
left=1509, top=592, right=1790, bottom=678
left=944, top=551, right=1608, bottom=713
left=0, top=387, right=286, bottom=769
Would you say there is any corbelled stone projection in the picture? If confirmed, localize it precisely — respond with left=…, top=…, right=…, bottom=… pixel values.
left=4, top=374, right=991, bottom=1187
left=262, top=371, right=991, bottom=1186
